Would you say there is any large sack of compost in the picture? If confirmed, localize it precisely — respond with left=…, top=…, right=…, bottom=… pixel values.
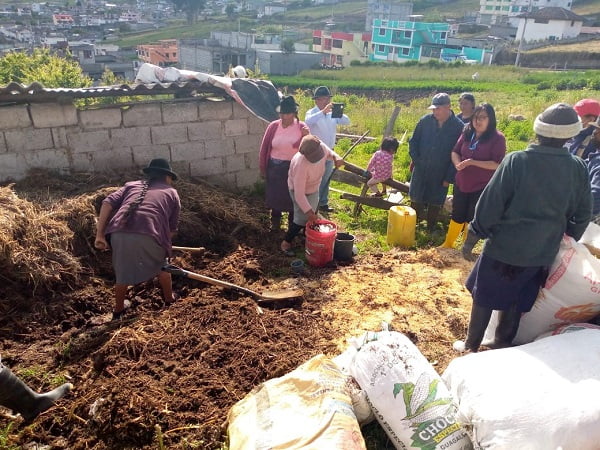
left=348, top=330, right=472, bottom=450
left=484, top=235, right=600, bottom=344
left=443, top=329, right=600, bottom=450
left=227, top=354, right=366, bottom=450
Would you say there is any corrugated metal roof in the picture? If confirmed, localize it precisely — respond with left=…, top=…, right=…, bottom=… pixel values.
left=0, top=81, right=226, bottom=104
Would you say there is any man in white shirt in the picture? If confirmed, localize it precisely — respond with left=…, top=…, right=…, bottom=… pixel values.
left=304, top=86, right=350, bottom=213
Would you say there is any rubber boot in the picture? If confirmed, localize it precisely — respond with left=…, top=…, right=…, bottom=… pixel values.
left=270, top=212, right=282, bottom=231
left=0, top=363, right=73, bottom=421
left=463, top=303, right=493, bottom=352
left=426, top=204, right=442, bottom=233
left=488, top=304, right=521, bottom=349
left=410, top=202, right=425, bottom=222
left=461, top=230, right=479, bottom=262
left=440, top=220, right=464, bottom=248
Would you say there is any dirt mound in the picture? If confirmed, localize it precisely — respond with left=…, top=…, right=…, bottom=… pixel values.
left=0, top=171, right=473, bottom=449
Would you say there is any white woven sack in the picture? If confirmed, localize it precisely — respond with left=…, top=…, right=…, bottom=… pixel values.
left=443, top=329, right=600, bottom=450
left=483, top=235, right=600, bottom=344
left=349, top=331, right=472, bottom=450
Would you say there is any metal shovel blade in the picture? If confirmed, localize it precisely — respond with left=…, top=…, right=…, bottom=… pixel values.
left=162, top=264, right=303, bottom=307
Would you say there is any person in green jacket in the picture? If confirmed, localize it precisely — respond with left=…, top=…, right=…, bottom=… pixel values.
left=455, top=103, right=592, bottom=353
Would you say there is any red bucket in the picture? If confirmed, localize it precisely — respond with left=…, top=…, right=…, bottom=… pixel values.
left=305, top=219, right=337, bottom=267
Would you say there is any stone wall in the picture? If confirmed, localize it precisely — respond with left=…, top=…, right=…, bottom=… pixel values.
left=0, top=97, right=267, bottom=189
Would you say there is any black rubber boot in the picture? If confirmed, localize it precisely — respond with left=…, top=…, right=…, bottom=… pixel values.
left=0, top=363, right=73, bottom=421
left=270, top=212, right=282, bottom=231
left=426, top=204, right=442, bottom=233
left=462, top=230, right=480, bottom=262
left=490, top=304, right=521, bottom=349
left=410, top=202, right=425, bottom=222
left=464, top=303, right=493, bottom=352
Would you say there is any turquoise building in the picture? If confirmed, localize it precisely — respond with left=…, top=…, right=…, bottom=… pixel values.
left=370, top=19, right=486, bottom=63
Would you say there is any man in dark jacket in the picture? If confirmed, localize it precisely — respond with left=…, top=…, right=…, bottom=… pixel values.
left=409, top=93, right=464, bottom=232
left=457, top=103, right=592, bottom=353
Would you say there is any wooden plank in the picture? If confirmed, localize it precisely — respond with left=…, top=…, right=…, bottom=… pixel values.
left=331, top=170, right=363, bottom=187
left=353, top=183, right=370, bottom=217
left=341, top=193, right=400, bottom=210
left=343, top=162, right=410, bottom=193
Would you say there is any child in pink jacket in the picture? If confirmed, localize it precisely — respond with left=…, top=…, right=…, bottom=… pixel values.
left=366, top=136, right=399, bottom=197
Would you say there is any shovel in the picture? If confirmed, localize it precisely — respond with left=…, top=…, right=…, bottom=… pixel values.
left=162, top=264, right=303, bottom=307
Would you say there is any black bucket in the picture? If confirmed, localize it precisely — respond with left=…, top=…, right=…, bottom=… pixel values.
left=334, top=232, right=355, bottom=261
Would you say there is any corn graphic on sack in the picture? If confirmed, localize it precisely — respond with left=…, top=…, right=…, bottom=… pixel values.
left=349, top=331, right=472, bottom=450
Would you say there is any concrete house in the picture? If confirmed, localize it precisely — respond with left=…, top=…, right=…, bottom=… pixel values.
left=312, top=30, right=371, bottom=67
left=479, top=0, right=573, bottom=26
left=516, top=7, right=584, bottom=42
left=366, top=0, right=413, bottom=32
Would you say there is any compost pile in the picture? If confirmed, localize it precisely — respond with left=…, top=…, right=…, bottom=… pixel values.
left=0, top=170, right=474, bottom=449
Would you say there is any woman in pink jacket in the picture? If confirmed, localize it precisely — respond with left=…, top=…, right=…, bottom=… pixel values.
left=259, top=95, right=309, bottom=232
left=280, top=135, right=344, bottom=255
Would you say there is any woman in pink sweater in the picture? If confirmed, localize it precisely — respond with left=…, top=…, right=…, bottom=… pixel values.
left=281, top=135, right=344, bottom=255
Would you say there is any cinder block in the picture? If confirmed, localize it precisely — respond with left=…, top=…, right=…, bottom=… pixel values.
left=170, top=160, right=190, bottom=179
left=171, top=141, right=205, bottom=161
left=20, top=148, right=70, bottom=172
left=232, top=102, right=253, bottom=119
left=235, top=168, right=261, bottom=188
left=190, top=156, right=223, bottom=177
left=198, top=100, right=232, bottom=121
left=123, top=104, right=162, bottom=127
left=30, top=104, right=77, bottom=128
left=52, top=127, right=70, bottom=149
left=245, top=152, right=260, bottom=170
left=188, top=121, right=222, bottom=141
left=224, top=119, right=248, bottom=137
left=130, top=144, right=171, bottom=166
left=0, top=152, right=24, bottom=181
left=162, top=102, right=198, bottom=123
left=110, top=126, right=151, bottom=149
left=234, top=134, right=262, bottom=155
left=80, top=108, right=122, bottom=129
left=66, top=130, right=111, bottom=154
left=0, top=105, right=31, bottom=129
left=5, top=128, right=53, bottom=152
left=205, top=172, right=235, bottom=188
left=248, top=116, right=268, bottom=135
left=151, top=124, right=189, bottom=145
left=225, top=154, right=246, bottom=172
left=205, top=139, right=234, bottom=158
left=70, top=151, right=94, bottom=172
left=91, top=148, right=134, bottom=172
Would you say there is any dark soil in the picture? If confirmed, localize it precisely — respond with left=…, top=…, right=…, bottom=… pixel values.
left=0, top=171, right=474, bottom=449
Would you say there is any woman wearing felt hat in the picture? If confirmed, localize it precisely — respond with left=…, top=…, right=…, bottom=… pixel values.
left=259, top=95, right=310, bottom=232
left=95, top=158, right=181, bottom=320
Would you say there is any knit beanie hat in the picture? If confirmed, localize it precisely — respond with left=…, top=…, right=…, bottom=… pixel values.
left=299, top=135, right=325, bottom=163
left=533, top=103, right=582, bottom=139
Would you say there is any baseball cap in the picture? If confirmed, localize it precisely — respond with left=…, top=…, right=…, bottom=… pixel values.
left=428, top=93, right=451, bottom=109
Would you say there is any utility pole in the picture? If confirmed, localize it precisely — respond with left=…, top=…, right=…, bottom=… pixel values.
left=515, top=0, right=533, bottom=67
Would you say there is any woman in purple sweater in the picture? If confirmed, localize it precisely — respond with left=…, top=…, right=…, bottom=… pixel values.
left=95, top=158, right=181, bottom=320
left=440, top=103, right=506, bottom=251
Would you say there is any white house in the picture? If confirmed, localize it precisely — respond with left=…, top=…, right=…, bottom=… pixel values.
left=516, top=7, right=584, bottom=42
left=479, top=0, right=573, bottom=26
left=262, top=3, right=286, bottom=16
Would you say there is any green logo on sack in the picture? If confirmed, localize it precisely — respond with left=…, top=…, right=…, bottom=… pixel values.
left=393, top=374, right=462, bottom=450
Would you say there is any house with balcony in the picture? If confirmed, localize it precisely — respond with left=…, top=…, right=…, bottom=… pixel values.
left=312, top=30, right=371, bottom=67
left=370, top=19, right=487, bottom=63
left=137, top=39, right=178, bottom=67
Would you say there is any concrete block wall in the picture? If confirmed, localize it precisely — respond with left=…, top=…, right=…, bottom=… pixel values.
left=0, top=98, right=268, bottom=189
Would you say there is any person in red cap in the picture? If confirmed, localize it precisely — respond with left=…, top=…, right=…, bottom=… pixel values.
left=568, top=98, right=600, bottom=159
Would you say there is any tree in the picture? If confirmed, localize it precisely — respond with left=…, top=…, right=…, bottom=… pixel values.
left=170, top=0, right=206, bottom=25
left=281, top=39, right=295, bottom=54
left=0, top=49, right=92, bottom=88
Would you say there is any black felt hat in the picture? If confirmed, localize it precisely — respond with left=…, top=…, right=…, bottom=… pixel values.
left=276, top=95, right=299, bottom=114
left=142, top=158, right=178, bottom=180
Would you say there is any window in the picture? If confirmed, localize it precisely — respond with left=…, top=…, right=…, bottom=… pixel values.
left=378, top=28, right=386, bottom=36
left=440, top=32, right=447, bottom=39
left=502, top=6, right=509, bottom=10
left=402, top=47, right=409, bottom=56
left=313, top=37, right=321, bottom=45
left=378, top=44, right=385, bottom=52
left=495, top=5, right=500, bottom=9
left=571, top=20, right=575, bottom=26
left=486, top=5, right=493, bottom=10
left=534, top=18, right=549, bottom=23
left=405, top=30, right=412, bottom=38
left=333, top=39, right=342, bottom=48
